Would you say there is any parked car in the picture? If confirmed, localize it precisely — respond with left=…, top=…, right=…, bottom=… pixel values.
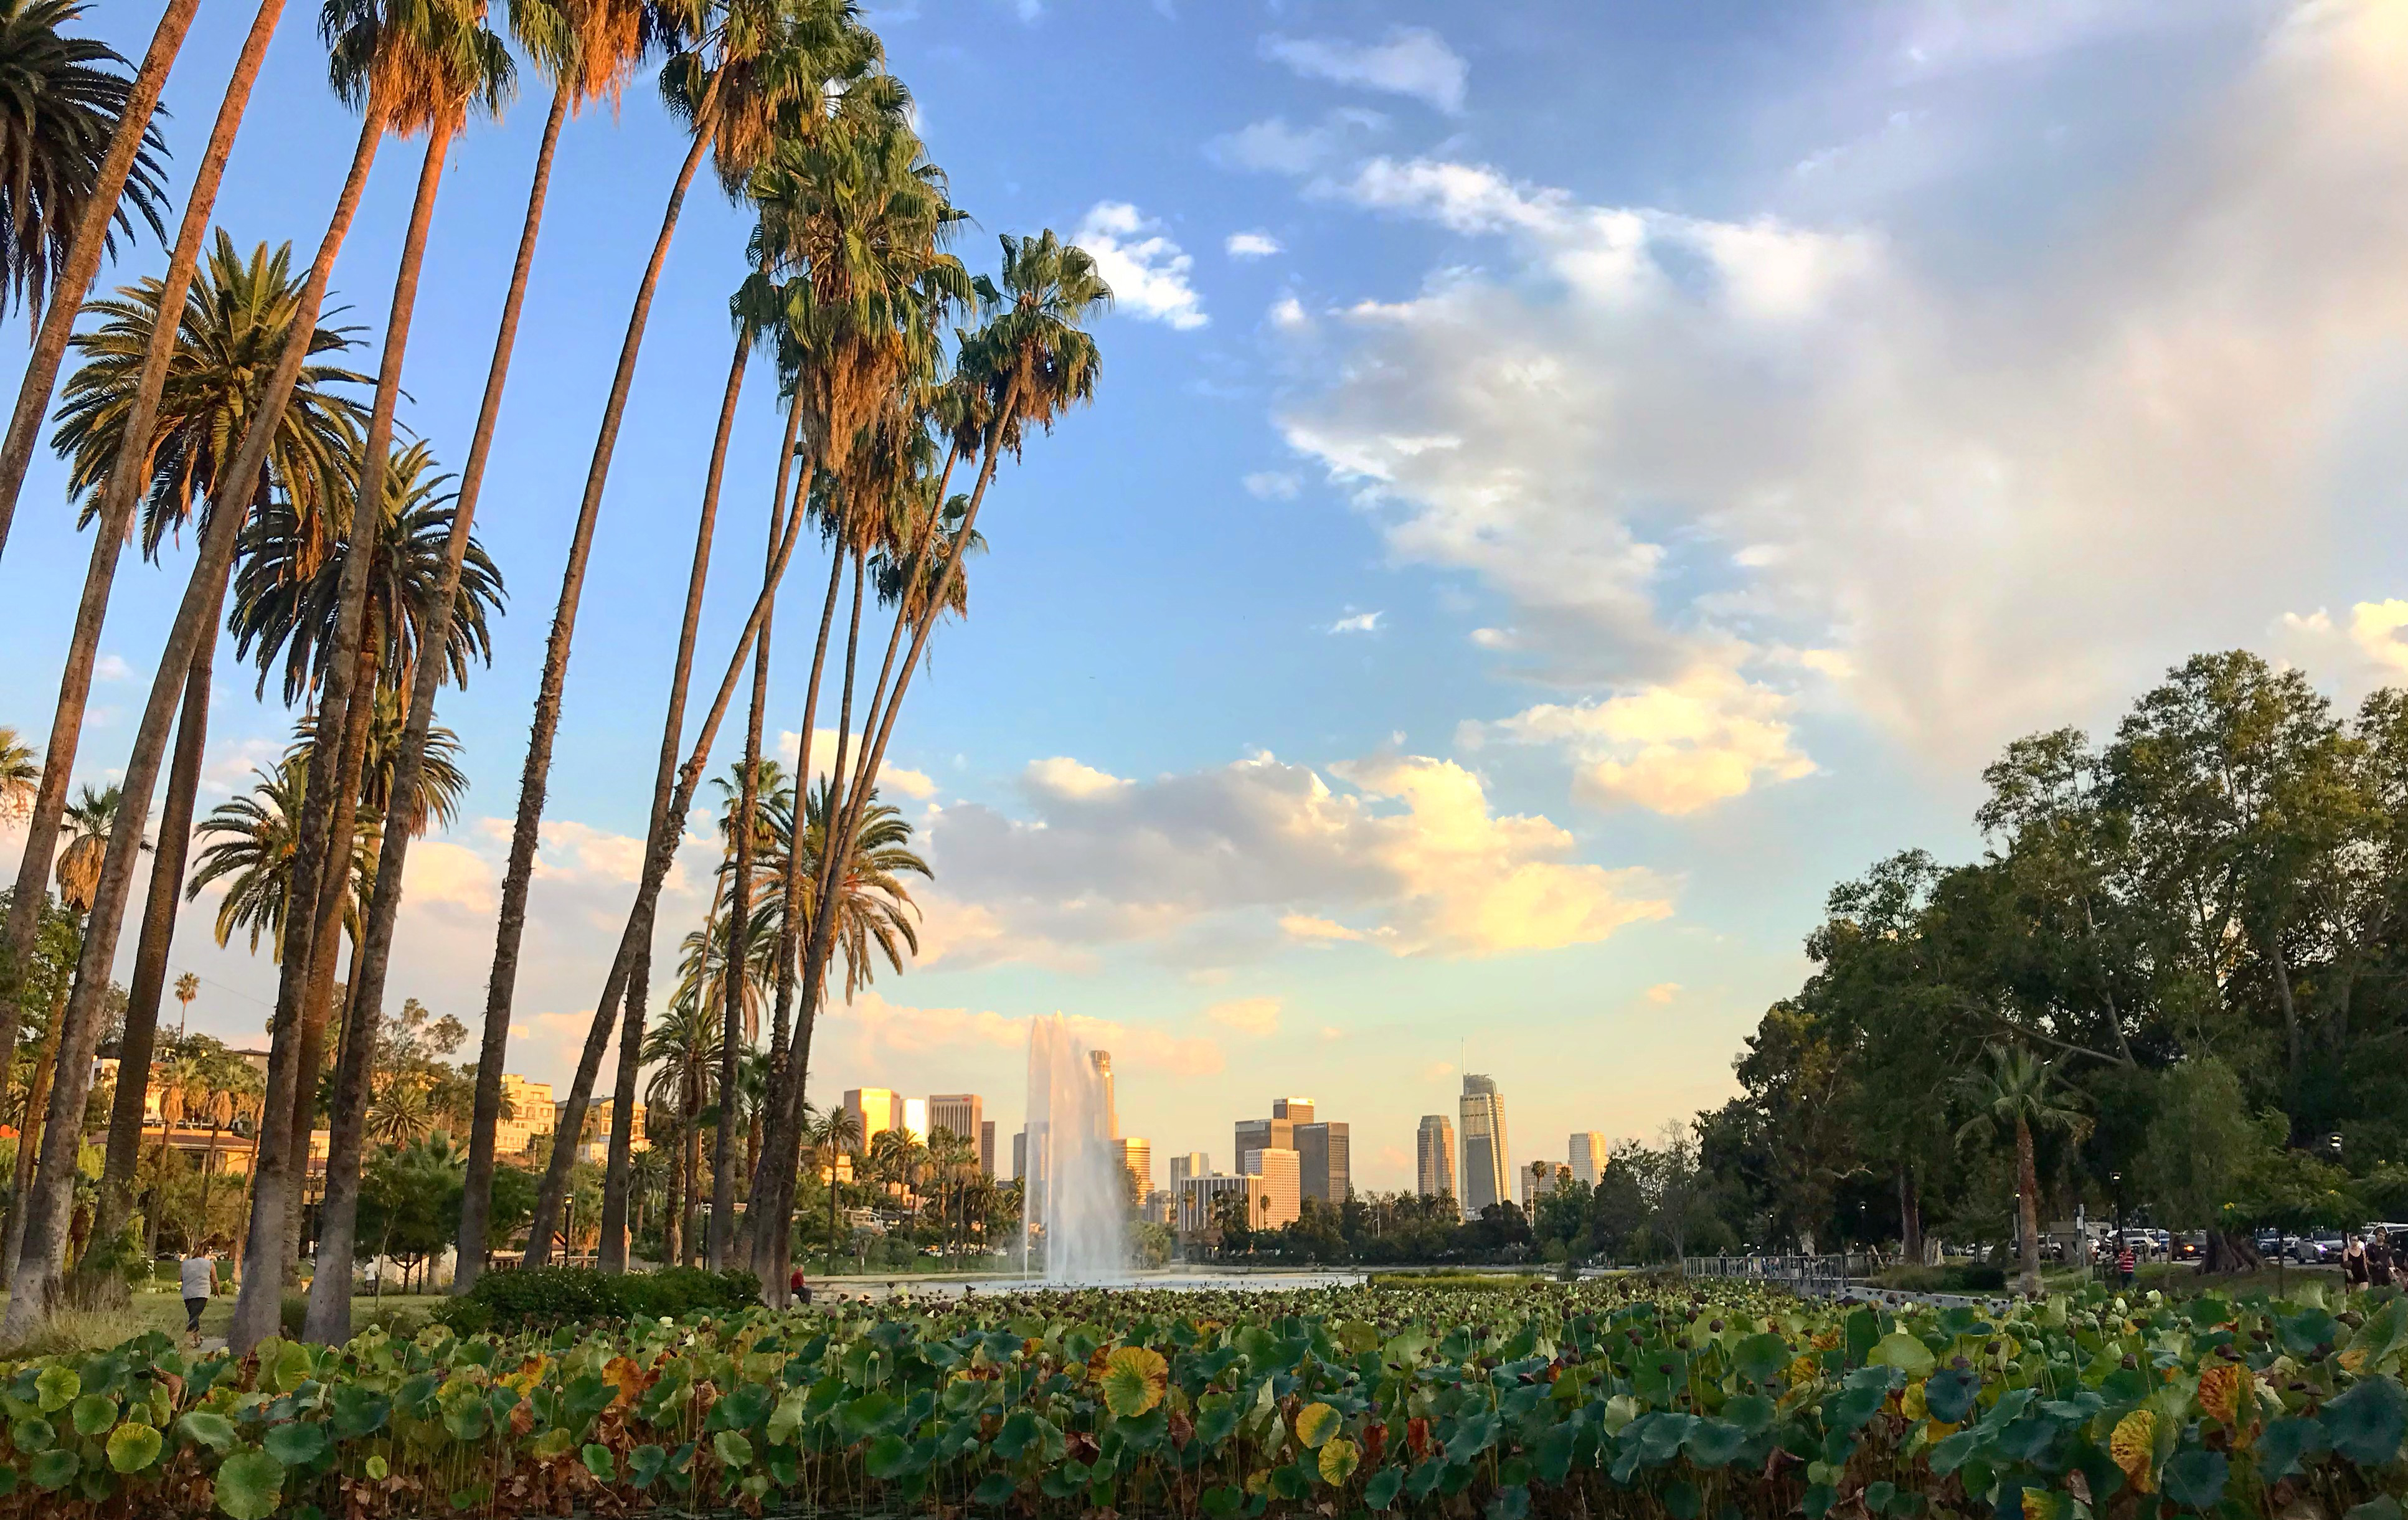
left=2173, top=1232, right=2205, bottom=1261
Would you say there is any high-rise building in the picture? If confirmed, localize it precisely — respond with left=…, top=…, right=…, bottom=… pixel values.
left=1272, top=1097, right=1315, bottom=1123
left=844, top=1088, right=901, bottom=1145
left=1168, top=1151, right=1210, bottom=1185
left=902, top=1096, right=929, bottom=1143
left=1296, top=1121, right=1351, bottom=1204
left=1235, top=1116, right=1293, bottom=1168
left=979, top=1120, right=997, bottom=1177
left=1090, top=1050, right=1117, bottom=1138
left=1176, top=1173, right=1267, bottom=1242
left=1241, top=1147, right=1301, bottom=1227
left=930, top=1093, right=983, bottom=1148
left=1117, top=1137, right=1153, bottom=1197
left=1570, top=1131, right=1607, bottom=1185
left=1011, top=1128, right=1026, bottom=1181
left=1523, top=1161, right=1571, bottom=1207
left=1459, top=1074, right=1510, bottom=1219
left=1417, top=1115, right=1457, bottom=1199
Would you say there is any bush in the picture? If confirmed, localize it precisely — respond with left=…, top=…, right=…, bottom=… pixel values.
left=1871, top=1262, right=2008, bottom=1293
left=435, top=1265, right=761, bottom=1334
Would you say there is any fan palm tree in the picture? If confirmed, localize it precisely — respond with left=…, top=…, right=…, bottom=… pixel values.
left=0, top=0, right=182, bottom=559
left=0, top=727, right=37, bottom=823
left=171, top=973, right=197, bottom=1037
left=498, top=0, right=888, bottom=1278
left=52, top=782, right=125, bottom=915
left=413, top=0, right=671, bottom=1299
left=804, top=1101, right=859, bottom=1260
left=1954, top=1044, right=2090, bottom=1298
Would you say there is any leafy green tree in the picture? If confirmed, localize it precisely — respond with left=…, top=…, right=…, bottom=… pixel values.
left=1955, top=1045, right=2090, bottom=1297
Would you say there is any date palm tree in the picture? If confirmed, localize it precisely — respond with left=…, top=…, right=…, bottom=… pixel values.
left=496, top=0, right=888, bottom=1278
left=185, top=758, right=371, bottom=961
left=803, top=1100, right=858, bottom=1260
left=171, top=973, right=197, bottom=1038
left=0, top=728, right=35, bottom=822
left=402, top=0, right=673, bottom=1301
left=752, top=777, right=925, bottom=999
left=641, top=994, right=720, bottom=1268
left=0, top=0, right=182, bottom=559
left=1954, top=1044, right=2090, bottom=1299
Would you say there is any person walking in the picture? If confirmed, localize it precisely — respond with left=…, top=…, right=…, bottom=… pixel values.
left=2344, top=1235, right=2369, bottom=1287
left=2369, top=1232, right=2395, bottom=1290
left=2115, top=1237, right=2136, bottom=1288
left=179, top=1249, right=217, bottom=1341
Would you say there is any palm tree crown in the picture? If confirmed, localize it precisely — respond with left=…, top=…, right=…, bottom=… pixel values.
left=0, top=725, right=37, bottom=821
left=0, top=0, right=169, bottom=328
left=186, top=758, right=371, bottom=960
left=52, top=779, right=123, bottom=913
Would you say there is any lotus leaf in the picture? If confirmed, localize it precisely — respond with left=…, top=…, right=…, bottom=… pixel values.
left=1100, top=1346, right=1168, bottom=1417
left=212, top=1447, right=283, bottom=1520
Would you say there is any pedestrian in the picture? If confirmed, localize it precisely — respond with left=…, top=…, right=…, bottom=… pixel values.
left=179, top=1249, right=217, bottom=1342
left=2345, top=1235, right=2369, bottom=1286
left=790, top=1265, right=813, bottom=1305
left=2371, top=1233, right=2396, bottom=1290
left=2115, top=1237, right=2136, bottom=1288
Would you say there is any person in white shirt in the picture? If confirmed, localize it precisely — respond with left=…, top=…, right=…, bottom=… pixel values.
left=179, top=1252, right=215, bottom=1338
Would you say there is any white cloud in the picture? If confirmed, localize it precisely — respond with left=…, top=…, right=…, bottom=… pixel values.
left=95, top=654, right=131, bottom=681
left=1226, top=230, right=1283, bottom=259
left=1206, top=108, right=1386, bottom=175
left=1205, top=995, right=1282, bottom=1036
left=1262, top=27, right=1468, bottom=113
left=2277, top=599, right=2408, bottom=685
left=817, top=991, right=1225, bottom=1077
left=1074, top=201, right=1207, bottom=331
left=1267, top=295, right=1311, bottom=332
left=1475, top=663, right=1817, bottom=815
left=777, top=729, right=935, bottom=800
left=1275, top=4, right=2408, bottom=758
left=922, top=749, right=1671, bottom=963
left=1243, top=471, right=1300, bottom=500
left=1645, top=982, right=1681, bottom=1005
left=1329, top=610, right=1384, bottom=635
left=402, top=841, right=497, bottom=914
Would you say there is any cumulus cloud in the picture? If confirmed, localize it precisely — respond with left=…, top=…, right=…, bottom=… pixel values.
left=1074, top=202, right=1207, bottom=330
left=777, top=729, right=935, bottom=800
left=1243, top=471, right=1300, bottom=500
left=816, top=990, right=1224, bottom=1077
left=1273, top=3, right=2408, bottom=762
left=1645, top=982, right=1681, bottom=1004
left=1329, top=610, right=1384, bottom=635
left=1227, top=230, right=1283, bottom=258
left=1206, top=109, right=1385, bottom=174
left=1473, top=662, right=1816, bottom=814
left=95, top=653, right=131, bottom=681
left=1262, top=27, right=1468, bottom=113
left=920, top=750, right=1671, bottom=965
left=1206, top=995, right=1282, bottom=1036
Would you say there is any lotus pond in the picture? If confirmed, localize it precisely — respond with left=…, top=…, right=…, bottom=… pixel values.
left=1, top=1276, right=2404, bottom=1519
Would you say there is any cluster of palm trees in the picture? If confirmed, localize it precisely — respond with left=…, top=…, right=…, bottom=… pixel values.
left=0, top=0, right=1105, bottom=1352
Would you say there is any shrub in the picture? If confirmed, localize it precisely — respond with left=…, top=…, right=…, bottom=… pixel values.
left=1871, top=1262, right=2008, bottom=1293
left=435, top=1265, right=761, bottom=1334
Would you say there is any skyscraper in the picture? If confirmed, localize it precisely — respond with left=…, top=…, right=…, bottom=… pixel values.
left=1117, top=1137, right=1153, bottom=1196
left=1273, top=1097, right=1315, bottom=1123
left=1458, top=1075, right=1510, bottom=1219
left=1417, top=1115, right=1457, bottom=1199
left=930, top=1093, right=983, bottom=1147
left=902, top=1096, right=929, bottom=1143
left=1234, top=1115, right=1293, bottom=1168
left=1296, top=1121, right=1351, bottom=1204
left=1570, top=1131, right=1607, bottom=1185
left=979, top=1120, right=997, bottom=1176
left=1090, top=1049, right=1117, bottom=1139
left=1241, top=1147, right=1301, bottom=1227
left=1168, top=1151, right=1209, bottom=1185
left=844, top=1088, right=900, bottom=1145
left=1011, top=1128, right=1026, bottom=1181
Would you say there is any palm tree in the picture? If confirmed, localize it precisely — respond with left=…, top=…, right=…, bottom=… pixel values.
left=0, top=0, right=182, bottom=558
left=641, top=994, right=720, bottom=1268
left=172, top=973, right=197, bottom=1037
left=752, top=227, right=1107, bottom=1285
left=1953, top=1044, right=2090, bottom=1298
left=805, top=1102, right=859, bottom=1261
left=399, top=0, right=671, bottom=1300
left=495, top=0, right=885, bottom=1278
left=366, top=1078, right=432, bottom=1147
left=186, top=760, right=369, bottom=960
left=0, top=727, right=35, bottom=822
left=52, top=782, right=125, bottom=915
left=753, top=777, right=926, bottom=998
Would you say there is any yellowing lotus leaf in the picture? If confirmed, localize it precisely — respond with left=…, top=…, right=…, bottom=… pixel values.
left=1294, top=1402, right=1341, bottom=1450
left=1318, top=1435, right=1361, bottom=1485
left=2197, top=1362, right=2254, bottom=1431
left=1100, top=1346, right=1168, bottom=1419
left=2110, top=1409, right=2156, bottom=1493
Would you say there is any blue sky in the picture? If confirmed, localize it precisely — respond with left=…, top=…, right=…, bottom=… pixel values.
left=7, top=0, right=2408, bottom=1192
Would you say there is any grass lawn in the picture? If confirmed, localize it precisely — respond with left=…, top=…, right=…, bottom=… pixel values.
left=0, top=1290, right=450, bottom=1356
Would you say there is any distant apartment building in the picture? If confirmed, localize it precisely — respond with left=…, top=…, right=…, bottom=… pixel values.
left=1168, top=1151, right=1210, bottom=1186
left=1417, top=1115, right=1457, bottom=1199
left=558, top=1097, right=646, bottom=1164
left=844, top=1088, right=901, bottom=1145
left=1241, top=1146, right=1301, bottom=1228
left=496, top=1074, right=555, bottom=1157
left=1458, top=1074, right=1511, bottom=1218
left=1143, top=1189, right=1176, bottom=1226
left=1296, top=1121, right=1351, bottom=1204
left=1011, top=1128, right=1026, bottom=1181
left=1570, top=1131, right=1607, bottom=1185
left=1176, top=1173, right=1267, bottom=1243
left=979, top=1120, right=997, bottom=1176
left=1117, top=1137, right=1153, bottom=1197
left=929, top=1093, right=983, bottom=1148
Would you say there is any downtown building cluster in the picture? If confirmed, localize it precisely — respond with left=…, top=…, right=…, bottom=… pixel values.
left=1417, top=1076, right=1611, bottom=1220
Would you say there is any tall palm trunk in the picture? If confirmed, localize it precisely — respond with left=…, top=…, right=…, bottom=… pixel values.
left=281, top=631, right=381, bottom=1271
left=660, top=1117, right=683, bottom=1267
left=0, top=0, right=200, bottom=558
left=80, top=577, right=228, bottom=1298
left=0, top=92, right=390, bottom=1345
left=712, top=506, right=783, bottom=1268
left=0, top=0, right=282, bottom=1176
left=2014, top=1113, right=2042, bottom=1300
left=1, top=985, right=67, bottom=1285
left=683, top=1077, right=702, bottom=1268
left=349, top=85, right=571, bottom=1321
left=474, top=84, right=722, bottom=1261
left=592, top=336, right=748, bottom=1277
left=519, top=476, right=807, bottom=1269
left=229, top=110, right=451, bottom=1358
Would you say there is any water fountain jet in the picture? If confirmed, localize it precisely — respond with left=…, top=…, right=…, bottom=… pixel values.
left=1021, top=1014, right=1126, bottom=1283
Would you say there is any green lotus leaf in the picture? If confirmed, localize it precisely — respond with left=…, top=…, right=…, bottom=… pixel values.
left=106, top=1422, right=163, bottom=1473
left=29, top=1447, right=77, bottom=1491
left=2321, top=1377, right=2407, bottom=1467
left=32, top=1366, right=77, bottom=1414
left=179, top=1411, right=237, bottom=1454
left=1295, top=1401, right=1341, bottom=1450
left=582, top=1443, right=616, bottom=1482
left=1871, top=1333, right=1936, bottom=1378
left=11, top=1415, right=54, bottom=1454
left=1364, top=1466, right=1405, bottom=1511
left=68, top=1392, right=116, bottom=1437
left=2161, top=1451, right=2228, bottom=1511
left=366, top=1454, right=389, bottom=1481
left=212, top=1447, right=284, bottom=1520
left=973, top=1471, right=1016, bottom=1506
left=714, top=1429, right=753, bottom=1472
left=262, top=1421, right=329, bottom=1467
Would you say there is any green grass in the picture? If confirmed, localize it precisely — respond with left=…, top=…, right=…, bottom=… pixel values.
left=0, top=1290, right=447, bottom=1356
left=2132, top=1262, right=2345, bottom=1299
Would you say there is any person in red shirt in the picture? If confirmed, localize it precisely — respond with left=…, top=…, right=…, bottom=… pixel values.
left=2115, top=1239, right=2136, bottom=1286
left=789, top=1265, right=812, bottom=1305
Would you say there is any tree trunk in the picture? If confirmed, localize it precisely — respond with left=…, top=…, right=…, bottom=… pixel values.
left=517, top=490, right=807, bottom=1268
left=2270, top=931, right=2304, bottom=1116
left=0, top=0, right=200, bottom=558
left=2014, top=1113, right=2043, bottom=1299
left=80, top=583, right=224, bottom=1298
left=660, top=1116, right=682, bottom=1268
left=597, top=943, right=651, bottom=1273
left=684, top=1083, right=702, bottom=1268
left=1897, top=1163, right=1922, bottom=1267
left=470, top=93, right=720, bottom=1274
left=2, top=987, right=67, bottom=1286
left=0, top=0, right=279, bottom=1136
left=2204, top=1228, right=2264, bottom=1275
left=594, top=335, right=752, bottom=1275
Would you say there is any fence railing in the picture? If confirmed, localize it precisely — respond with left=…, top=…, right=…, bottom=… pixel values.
left=1681, top=1254, right=1875, bottom=1294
